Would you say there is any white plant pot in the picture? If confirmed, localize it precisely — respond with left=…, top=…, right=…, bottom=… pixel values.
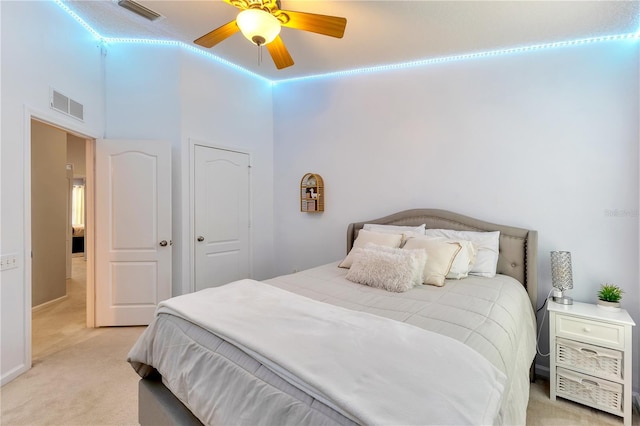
left=597, top=300, right=621, bottom=312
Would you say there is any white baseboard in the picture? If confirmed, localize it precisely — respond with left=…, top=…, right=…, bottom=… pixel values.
left=32, top=294, right=68, bottom=312
left=1, top=362, right=29, bottom=386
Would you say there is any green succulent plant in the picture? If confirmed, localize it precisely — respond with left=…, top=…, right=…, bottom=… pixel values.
left=597, top=284, right=623, bottom=303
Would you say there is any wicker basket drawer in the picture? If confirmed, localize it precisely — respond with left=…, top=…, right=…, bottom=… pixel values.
left=556, top=367, right=623, bottom=413
left=556, top=338, right=622, bottom=381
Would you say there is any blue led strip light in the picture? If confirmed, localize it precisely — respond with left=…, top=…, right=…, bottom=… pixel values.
left=100, top=37, right=271, bottom=83
left=53, top=0, right=270, bottom=83
left=54, top=0, right=638, bottom=86
left=53, top=0, right=103, bottom=40
left=272, top=32, right=640, bottom=85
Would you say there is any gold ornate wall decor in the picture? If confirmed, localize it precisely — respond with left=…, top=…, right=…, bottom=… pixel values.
left=300, top=173, right=324, bottom=212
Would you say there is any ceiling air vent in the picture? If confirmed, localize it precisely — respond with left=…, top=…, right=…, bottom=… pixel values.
left=50, top=89, right=84, bottom=121
left=117, top=0, right=162, bottom=21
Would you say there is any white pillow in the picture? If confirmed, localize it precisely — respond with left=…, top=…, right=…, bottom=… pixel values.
left=363, top=223, right=426, bottom=244
left=424, top=229, right=500, bottom=278
left=363, top=223, right=426, bottom=235
left=345, top=245, right=427, bottom=292
left=339, top=230, right=403, bottom=268
left=402, top=237, right=462, bottom=287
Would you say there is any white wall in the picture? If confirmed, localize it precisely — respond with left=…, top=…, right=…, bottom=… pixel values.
left=1, top=1, right=274, bottom=384
left=0, top=0, right=104, bottom=384
left=104, top=45, right=275, bottom=297
left=178, top=52, right=275, bottom=286
left=103, top=43, right=183, bottom=296
left=273, top=41, right=639, bottom=390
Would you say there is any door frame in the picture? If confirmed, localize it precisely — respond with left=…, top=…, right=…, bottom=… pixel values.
left=66, top=164, right=74, bottom=279
left=188, top=138, right=253, bottom=294
left=22, top=106, right=98, bottom=378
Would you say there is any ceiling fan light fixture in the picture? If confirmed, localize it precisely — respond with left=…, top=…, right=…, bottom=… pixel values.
left=236, top=9, right=281, bottom=46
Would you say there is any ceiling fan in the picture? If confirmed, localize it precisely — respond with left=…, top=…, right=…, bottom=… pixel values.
left=194, top=0, right=347, bottom=70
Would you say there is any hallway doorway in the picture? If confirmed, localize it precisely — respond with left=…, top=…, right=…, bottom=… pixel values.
left=30, top=118, right=95, bottom=363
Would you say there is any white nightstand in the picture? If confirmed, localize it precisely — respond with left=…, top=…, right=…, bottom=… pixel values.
left=548, top=300, right=635, bottom=426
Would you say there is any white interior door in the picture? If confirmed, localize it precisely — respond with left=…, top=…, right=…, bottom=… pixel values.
left=194, top=146, right=250, bottom=291
left=95, top=139, right=172, bottom=326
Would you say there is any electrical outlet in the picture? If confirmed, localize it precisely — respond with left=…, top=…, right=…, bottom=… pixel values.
left=0, top=254, right=18, bottom=271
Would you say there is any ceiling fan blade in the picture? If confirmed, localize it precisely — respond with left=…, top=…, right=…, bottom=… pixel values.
left=266, top=36, right=294, bottom=69
left=194, top=20, right=239, bottom=48
left=279, top=10, right=346, bottom=38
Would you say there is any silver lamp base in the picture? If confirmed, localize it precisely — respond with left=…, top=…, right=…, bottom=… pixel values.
left=552, top=295, right=573, bottom=305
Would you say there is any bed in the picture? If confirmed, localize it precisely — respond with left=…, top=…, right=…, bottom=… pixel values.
left=128, top=209, right=538, bottom=425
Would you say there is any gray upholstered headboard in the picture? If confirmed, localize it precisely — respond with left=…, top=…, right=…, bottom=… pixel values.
left=346, top=209, right=538, bottom=310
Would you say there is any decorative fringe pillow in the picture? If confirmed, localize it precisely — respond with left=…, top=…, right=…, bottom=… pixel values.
left=446, top=240, right=477, bottom=279
left=402, top=237, right=462, bottom=287
left=424, top=230, right=500, bottom=277
left=345, top=245, right=427, bottom=292
left=422, top=239, right=478, bottom=279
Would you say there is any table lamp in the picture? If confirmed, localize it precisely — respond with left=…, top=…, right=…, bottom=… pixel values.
left=551, top=251, right=573, bottom=305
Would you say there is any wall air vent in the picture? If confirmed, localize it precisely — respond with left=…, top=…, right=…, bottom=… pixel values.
left=117, top=0, right=163, bottom=21
left=50, top=89, right=84, bottom=121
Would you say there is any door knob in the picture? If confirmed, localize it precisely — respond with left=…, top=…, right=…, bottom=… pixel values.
left=159, top=240, right=168, bottom=247
left=197, top=236, right=204, bottom=242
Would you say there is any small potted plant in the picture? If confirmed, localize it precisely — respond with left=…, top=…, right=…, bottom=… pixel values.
left=597, top=284, right=623, bottom=311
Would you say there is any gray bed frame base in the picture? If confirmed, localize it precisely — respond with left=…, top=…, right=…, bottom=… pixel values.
left=138, top=375, right=202, bottom=426
left=138, top=209, right=539, bottom=425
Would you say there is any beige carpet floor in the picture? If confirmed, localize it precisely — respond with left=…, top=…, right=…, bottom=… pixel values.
left=1, top=326, right=144, bottom=425
left=527, top=379, right=639, bottom=426
left=1, top=257, right=638, bottom=425
left=1, top=257, right=145, bottom=425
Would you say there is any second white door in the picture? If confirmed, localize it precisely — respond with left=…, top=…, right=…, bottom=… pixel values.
left=194, top=146, right=250, bottom=291
left=95, top=139, right=172, bottom=326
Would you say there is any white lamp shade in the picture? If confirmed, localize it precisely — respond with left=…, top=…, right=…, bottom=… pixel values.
left=236, top=9, right=281, bottom=46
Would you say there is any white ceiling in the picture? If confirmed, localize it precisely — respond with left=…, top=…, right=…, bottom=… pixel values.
left=65, top=1, right=639, bottom=80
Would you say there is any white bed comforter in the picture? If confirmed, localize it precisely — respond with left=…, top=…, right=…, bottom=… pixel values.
left=155, top=279, right=507, bottom=426
left=266, top=263, right=537, bottom=425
